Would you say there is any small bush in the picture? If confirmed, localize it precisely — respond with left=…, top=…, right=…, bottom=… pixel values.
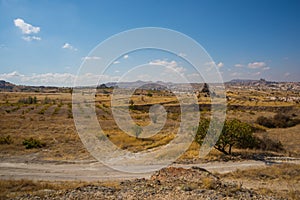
left=256, top=114, right=300, bottom=128
left=38, top=109, right=45, bottom=115
left=146, top=92, right=153, bottom=97
left=42, top=97, right=52, bottom=104
left=0, top=135, right=13, bottom=145
left=256, top=116, right=275, bottom=128
left=67, top=109, right=73, bottom=118
left=18, top=96, right=37, bottom=104
left=255, top=135, right=284, bottom=152
left=22, top=138, right=46, bottom=149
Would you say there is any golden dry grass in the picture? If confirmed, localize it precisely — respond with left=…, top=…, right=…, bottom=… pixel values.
left=0, top=179, right=120, bottom=199
left=220, top=163, right=300, bottom=199
left=0, top=90, right=299, bottom=161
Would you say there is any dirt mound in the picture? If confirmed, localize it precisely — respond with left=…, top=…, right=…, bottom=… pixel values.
left=151, top=166, right=218, bottom=183
left=12, top=167, right=279, bottom=200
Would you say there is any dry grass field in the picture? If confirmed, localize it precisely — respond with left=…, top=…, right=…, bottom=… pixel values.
left=0, top=89, right=299, bottom=199
left=0, top=89, right=299, bottom=160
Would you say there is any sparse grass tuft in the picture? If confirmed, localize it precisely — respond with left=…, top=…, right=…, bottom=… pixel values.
left=0, top=135, right=13, bottom=145
left=22, top=137, right=46, bottom=149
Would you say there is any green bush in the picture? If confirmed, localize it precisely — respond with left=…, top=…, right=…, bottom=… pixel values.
left=256, top=114, right=300, bottom=128
left=42, top=97, right=52, bottom=104
left=18, top=96, right=37, bottom=104
left=22, top=138, right=46, bottom=149
left=0, top=135, right=13, bottom=145
left=256, top=116, right=275, bottom=128
left=146, top=92, right=153, bottom=97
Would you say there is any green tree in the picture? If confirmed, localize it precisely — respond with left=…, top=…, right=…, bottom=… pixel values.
left=195, top=119, right=256, bottom=155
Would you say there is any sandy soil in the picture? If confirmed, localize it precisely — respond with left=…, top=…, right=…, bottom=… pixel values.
left=0, top=159, right=289, bottom=181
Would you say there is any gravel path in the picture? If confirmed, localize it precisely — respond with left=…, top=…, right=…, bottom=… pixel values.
left=0, top=160, right=268, bottom=181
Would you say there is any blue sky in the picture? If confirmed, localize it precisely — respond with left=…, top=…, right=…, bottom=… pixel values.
left=0, top=0, right=299, bottom=86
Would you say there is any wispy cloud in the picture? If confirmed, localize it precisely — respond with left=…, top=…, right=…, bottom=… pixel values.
left=253, top=71, right=261, bottom=76
left=216, top=62, right=224, bottom=68
left=178, top=52, right=187, bottom=57
left=0, top=71, right=24, bottom=78
left=234, top=64, right=244, bottom=68
left=81, top=56, right=101, bottom=61
left=14, top=18, right=40, bottom=34
left=0, top=71, right=120, bottom=86
left=113, top=61, right=120, bottom=64
left=247, top=61, right=267, bottom=69
left=149, top=59, right=186, bottom=75
left=204, top=61, right=223, bottom=71
left=62, top=43, right=77, bottom=51
left=230, top=72, right=241, bottom=77
left=22, top=36, right=41, bottom=42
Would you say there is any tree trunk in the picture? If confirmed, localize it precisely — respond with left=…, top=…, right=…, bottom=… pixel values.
left=229, top=145, right=232, bottom=155
left=214, top=146, right=229, bottom=155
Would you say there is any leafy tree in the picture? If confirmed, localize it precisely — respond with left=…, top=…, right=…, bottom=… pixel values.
left=195, top=119, right=256, bottom=155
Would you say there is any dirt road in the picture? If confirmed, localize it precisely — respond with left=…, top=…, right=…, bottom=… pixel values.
left=0, top=160, right=268, bottom=181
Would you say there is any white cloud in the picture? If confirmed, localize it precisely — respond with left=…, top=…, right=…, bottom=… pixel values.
left=230, top=72, right=241, bottom=77
left=178, top=52, right=187, bottom=57
left=205, top=61, right=215, bottom=66
left=253, top=71, right=261, bottom=76
left=113, top=61, right=120, bottom=64
left=204, top=61, right=216, bottom=72
left=123, top=54, right=129, bottom=59
left=14, top=18, right=40, bottom=34
left=262, top=67, right=270, bottom=71
left=22, top=36, right=41, bottom=42
left=187, top=73, right=200, bottom=78
left=62, top=43, right=77, bottom=51
left=81, top=56, right=101, bottom=61
left=0, top=71, right=24, bottom=79
left=217, top=62, right=224, bottom=68
left=149, top=59, right=186, bottom=74
left=284, top=72, right=290, bottom=77
left=234, top=64, right=244, bottom=68
left=247, top=62, right=267, bottom=69
left=0, top=71, right=120, bottom=86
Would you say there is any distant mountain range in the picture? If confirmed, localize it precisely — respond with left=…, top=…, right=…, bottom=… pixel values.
left=0, top=79, right=299, bottom=93
left=225, top=78, right=276, bottom=84
left=0, top=80, right=72, bottom=93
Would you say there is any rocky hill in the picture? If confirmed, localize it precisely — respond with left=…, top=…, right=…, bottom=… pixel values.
left=0, top=80, right=72, bottom=93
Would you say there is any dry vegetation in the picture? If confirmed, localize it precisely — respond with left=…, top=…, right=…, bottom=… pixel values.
left=0, top=88, right=299, bottom=199
left=0, top=89, right=299, bottom=160
left=1, top=164, right=299, bottom=199
left=220, top=163, right=300, bottom=199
